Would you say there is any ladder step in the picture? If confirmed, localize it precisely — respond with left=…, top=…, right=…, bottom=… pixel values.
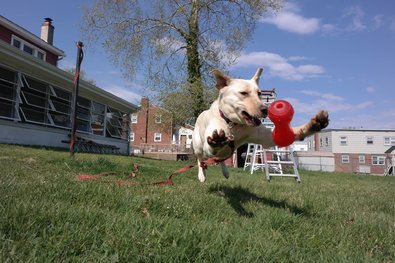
left=268, top=173, right=298, bottom=177
left=264, top=149, right=292, bottom=153
left=267, top=160, right=294, bottom=164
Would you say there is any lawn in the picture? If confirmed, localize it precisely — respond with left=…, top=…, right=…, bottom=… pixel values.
left=0, top=144, right=394, bottom=262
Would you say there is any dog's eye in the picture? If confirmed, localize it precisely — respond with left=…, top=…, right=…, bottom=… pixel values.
left=239, top=91, right=248, bottom=96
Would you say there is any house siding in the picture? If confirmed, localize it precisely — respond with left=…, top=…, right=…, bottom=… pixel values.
left=0, top=16, right=138, bottom=155
left=0, top=19, right=60, bottom=66
left=331, top=130, right=393, bottom=154
left=0, top=24, right=12, bottom=43
left=303, top=129, right=395, bottom=175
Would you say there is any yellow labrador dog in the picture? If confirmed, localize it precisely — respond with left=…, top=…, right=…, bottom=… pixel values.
left=192, top=68, right=329, bottom=182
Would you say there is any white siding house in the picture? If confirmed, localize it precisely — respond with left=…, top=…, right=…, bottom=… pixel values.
left=300, top=129, right=395, bottom=175
left=0, top=16, right=138, bottom=154
left=173, top=125, right=194, bottom=148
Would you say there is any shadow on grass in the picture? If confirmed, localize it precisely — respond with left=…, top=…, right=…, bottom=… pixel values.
left=208, top=185, right=311, bottom=218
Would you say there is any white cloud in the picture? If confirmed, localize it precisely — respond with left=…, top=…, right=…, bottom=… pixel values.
left=232, top=51, right=325, bottom=81
left=343, top=6, right=367, bottom=32
left=102, top=85, right=142, bottom=104
left=372, top=15, right=384, bottom=29
left=285, top=94, right=375, bottom=128
left=299, top=90, right=343, bottom=101
left=261, top=12, right=320, bottom=34
left=286, top=90, right=373, bottom=114
left=297, top=65, right=325, bottom=74
left=288, top=56, right=308, bottom=61
left=366, top=86, right=376, bottom=93
left=260, top=2, right=320, bottom=34
left=327, top=108, right=395, bottom=129
left=321, top=23, right=338, bottom=36
left=262, top=4, right=387, bottom=36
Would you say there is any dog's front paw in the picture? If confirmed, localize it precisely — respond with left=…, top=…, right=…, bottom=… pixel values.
left=207, top=129, right=234, bottom=148
left=310, top=110, right=329, bottom=132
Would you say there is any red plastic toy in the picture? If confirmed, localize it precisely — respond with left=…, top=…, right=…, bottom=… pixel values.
left=268, top=100, right=295, bottom=147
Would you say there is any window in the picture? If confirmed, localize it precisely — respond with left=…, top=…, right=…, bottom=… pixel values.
left=340, top=136, right=347, bottom=146
left=91, top=101, right=105, bottom=135
left=359, top=155, right=365, bottom=164
left=384, top=137, right=395, bottom=146
left=76, top=97, right=92, bottom=133
left=12, top=38, right=21, bottom=48
left=19, top=75, right=49, bottom=125
left=0, top=66, right=20, bottom=120
left=154, top=133, right=161, bottom=142
left=48, top=86, right=71, bottom=128
left=325, top=137, right=329, bottom=146
left=0, top=68, right=130, bottom=139
left=155, top=114, right=161, bottom=123
left=23, top=44, right=34, bottom=55
left=37, top=51, right=45, bottom=61
left=130, top=132, right=135, bottom=141
left=372, top=156, right=385, bottom=165
left=131, top=113, right=138, bottom=123
left=18, top=74, right=72, bottom=128
left=106, top=107, right=128, bottom=139
left=11, top=35, right=46, bottom=61
left=320, top=138, right=323, bottom=147
left=308, top=141, right=311, bottom=149
left=341, top=155, right=349, bottom=164
left=366, top=136, right=374, bottom=145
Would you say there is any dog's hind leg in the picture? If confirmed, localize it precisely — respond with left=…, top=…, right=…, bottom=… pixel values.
left=220, top=162, right=229, bottom=179
left=197, top=159, right=207, bottom=183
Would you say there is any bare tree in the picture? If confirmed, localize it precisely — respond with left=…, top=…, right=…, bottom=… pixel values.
left=81, top=0, right=283, bottom=123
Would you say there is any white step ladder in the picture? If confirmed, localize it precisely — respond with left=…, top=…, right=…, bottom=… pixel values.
left=242, top=88, right=300, bottom=182
left=262, top=148, right=301, bottom=183
left=243, top=144, right=265, bottom=174
left=244, top=144, right=301, bottom=183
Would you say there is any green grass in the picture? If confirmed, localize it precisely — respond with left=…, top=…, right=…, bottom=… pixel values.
left=1, top=144, right=394, bottom=262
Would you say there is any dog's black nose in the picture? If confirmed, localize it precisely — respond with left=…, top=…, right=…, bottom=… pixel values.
left=260, top=106, right=268, bottom=116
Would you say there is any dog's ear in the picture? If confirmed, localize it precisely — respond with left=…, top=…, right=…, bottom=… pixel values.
left=212, top=69, right=231, bottom=90
left=251, top=68, right=263, bottom=83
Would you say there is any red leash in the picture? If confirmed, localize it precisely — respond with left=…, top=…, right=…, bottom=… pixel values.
left=76, top=161, right=204, bottom=186
left=76, top=158, right=222, bottom=186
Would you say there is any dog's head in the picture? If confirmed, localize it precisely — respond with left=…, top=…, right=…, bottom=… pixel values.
left=213, top=68, right=267, bottom=126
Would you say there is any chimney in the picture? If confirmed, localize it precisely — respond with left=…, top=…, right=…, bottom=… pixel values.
left=140, top=97, right=149, bottom=110
left=40, top=18, right=54, bottom=45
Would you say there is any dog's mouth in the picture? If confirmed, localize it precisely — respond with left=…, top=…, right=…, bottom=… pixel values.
left=242, top=111, right=262, bottom=126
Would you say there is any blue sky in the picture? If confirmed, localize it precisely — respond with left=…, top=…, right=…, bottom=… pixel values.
left=2, top=0, right=395, bottom=129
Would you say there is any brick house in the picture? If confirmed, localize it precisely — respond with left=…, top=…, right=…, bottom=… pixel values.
left=0, top=17, right=62, bottom=66
left=0, top=15, right=138, bottom=154
left=297, top=129, right=395, bottom=175
left=130, top=97, right=172, bottom=153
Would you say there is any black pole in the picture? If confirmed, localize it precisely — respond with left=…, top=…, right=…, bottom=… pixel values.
left=69, top=41, right=84, bottom=160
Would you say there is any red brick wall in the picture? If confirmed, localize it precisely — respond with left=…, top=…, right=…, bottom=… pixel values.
left=45, top=52, right=58, bottom=66
left=0, top=24, right=12, bottom=43
left=0, top=24, right=58, bottom=66
left=130, top=98, right=172, bottom=148
left=334, top=153, right=385, bottom=174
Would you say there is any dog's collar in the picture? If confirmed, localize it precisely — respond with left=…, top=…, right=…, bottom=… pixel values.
left=219, top=109, right=237, bottom=128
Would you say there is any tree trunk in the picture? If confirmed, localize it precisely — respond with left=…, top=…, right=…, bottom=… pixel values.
left=187, top=0, right=204, bottom=118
